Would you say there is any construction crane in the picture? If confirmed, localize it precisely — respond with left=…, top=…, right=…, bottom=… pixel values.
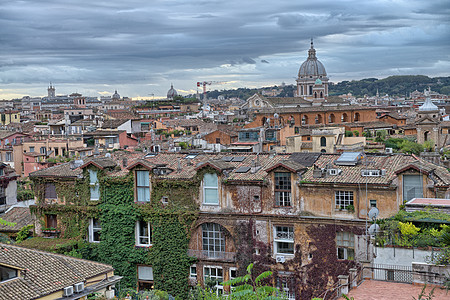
left=196, top=81, right=227, bottom=102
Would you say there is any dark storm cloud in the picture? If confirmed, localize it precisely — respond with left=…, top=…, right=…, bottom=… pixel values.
left=0, top=0, right=449, bottom=98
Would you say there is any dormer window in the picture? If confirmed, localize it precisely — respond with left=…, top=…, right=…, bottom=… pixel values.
left=275, top=172, right=291, bottom=207
left=361, top=169, right=381, bottom=177
left=89, top=169, right=99, bottom=201
left=136, top=170, right=150, bottom=202
left=203, top=173, right=219, bottom=205
left=328, top=169, right=342, bottom=176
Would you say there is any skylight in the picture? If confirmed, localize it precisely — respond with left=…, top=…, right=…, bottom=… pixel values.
left=232, top=156, right=246, bottom=162
left=185, top=153, right=198, bottom=159
left=235, top=166, right=251, bottom=173
left=335, top=152, right=362, bottom=166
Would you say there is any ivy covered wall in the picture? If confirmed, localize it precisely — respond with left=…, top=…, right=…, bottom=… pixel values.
left=30, top=166, right=203, bottom=299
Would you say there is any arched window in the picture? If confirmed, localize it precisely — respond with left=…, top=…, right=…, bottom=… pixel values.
left=321, top=149, right=327, bottom=153
left=316, top=114, right=322, bottom=124
left=309, top=86, right=313, bottom=95
left=342, top=113, right=348, bottom=122
left=424, top=131, right=430, bottom=142
left=329, top=114, right=335, bottom=123
left=314, top=92, right=317, bottom=99
left=320, top=137, right=327, bottom=147
left=354, top=112, right=360, bottom=122
left=203, top=173, right=218, bottom=205
left=302, top=115, right=308, bottom=125
left=320, top=91, right=323, bottom=98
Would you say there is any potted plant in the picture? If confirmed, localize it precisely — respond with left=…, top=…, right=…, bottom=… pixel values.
left=346, top=205, right=355, bottom=212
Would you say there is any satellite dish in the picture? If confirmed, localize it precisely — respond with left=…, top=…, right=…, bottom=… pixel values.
left=368, top=224, right=380, bottom=235
left=368, top=207, right=379, bottom=220
left=359, top=209, right=367, bottom=217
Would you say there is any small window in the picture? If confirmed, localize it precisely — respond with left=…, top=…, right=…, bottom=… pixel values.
left=89, top=169, right=100, bottom=201
left=335, top=191, right=354, bottom=209
left=136, top=221, right=152, bottom=247
left=370, top=200, right=377, bottom=208
left=336, top=231, right=355, bottom=260
left=137, top=265, right=154, bottom=291
left=203, top=173, right=219, bottom=205
left=45, top=214, right=57, bottom=229
left=204, top=266, right=223, bottom=295
left=275, top=173, right=291, bottom=207
left=161, top=196, right=169, bottom=205
left=136, top=170, right=150, bottom=202
left=361, top=169, right=380, bottom=177
left=29, top=146, right=35, bottom=152
left=89, top=218, right=101, bottom=243
left=274, top=226, right=294, bottom=255
left=190, top=265, right=197, bottom=279
left=320, top=136, right=326, bottom=147
left=45, top=183, right=57, bottom=199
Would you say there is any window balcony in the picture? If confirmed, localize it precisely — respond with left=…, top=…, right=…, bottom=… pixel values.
left=188, top=249, right=236, bottom=262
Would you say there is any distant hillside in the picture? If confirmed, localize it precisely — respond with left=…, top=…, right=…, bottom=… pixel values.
left=329, top=75, right=450, bottom=97
left=202, top=75, right=450, bottom=100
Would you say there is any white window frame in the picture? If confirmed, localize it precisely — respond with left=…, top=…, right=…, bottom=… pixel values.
left=136, top=170, right=150, bottom=202
left=335, top=191, right=354, bottom=209
left=203, top=173, right=219, bottom=205
left=89, top=169, right=100, bottom=201
left=203, top=266, right=223, bottom=295
left=202, top=223, right=225, bottom=258
left=88, top=218, right=101, bottom=243
left=5, top=152, right=12, bottom=162
left=361, top=169, right=380, bottom=176
left=229, top=267, right=237, bottom=289
left=273, top=226, right=294, bottom=255
left=190, top=265, right=197, bottom=279
left=336, top=231, right=355, bottom=260
left=274, top=172, right=291, bottom=207
left=280, top=279, right=296, bottom=300
left=135, top=221, right=152, bottom=247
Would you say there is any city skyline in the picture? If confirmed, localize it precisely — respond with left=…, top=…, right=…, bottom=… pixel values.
left=0, top=0, right=449, bottom=100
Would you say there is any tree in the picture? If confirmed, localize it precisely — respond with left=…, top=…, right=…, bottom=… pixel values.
left=189, top=263, right=287, bottom=300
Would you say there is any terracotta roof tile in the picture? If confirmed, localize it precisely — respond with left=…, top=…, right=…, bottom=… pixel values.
left=0, top=243, right=114, bottom=300
left=0, top=207, right=34, bottom=233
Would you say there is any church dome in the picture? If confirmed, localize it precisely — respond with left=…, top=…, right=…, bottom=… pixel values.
left=419, top=96, right=438, bottom=112
left=298, top=40, right=327, bottom=78
left=112, top=90, right=120, bottom=100
left=167, top=84, right=178, bottom=99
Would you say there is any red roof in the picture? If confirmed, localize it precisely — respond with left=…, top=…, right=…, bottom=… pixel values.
left=406, top=198, right=450, bottom=206
left=342, top=280, right=448, bottom=300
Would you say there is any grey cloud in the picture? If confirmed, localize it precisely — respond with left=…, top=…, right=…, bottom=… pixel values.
left=0, top=0, right=448, bottom=98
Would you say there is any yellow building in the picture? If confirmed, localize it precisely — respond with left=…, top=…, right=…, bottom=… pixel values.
left=0, top=110, right=20, bottom=125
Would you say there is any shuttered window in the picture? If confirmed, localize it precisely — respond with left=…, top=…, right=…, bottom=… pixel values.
left=45, top=183, right=57, bottom=199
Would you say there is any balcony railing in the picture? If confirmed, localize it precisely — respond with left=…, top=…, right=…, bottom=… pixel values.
left=188, top=249, right=236, bottom=262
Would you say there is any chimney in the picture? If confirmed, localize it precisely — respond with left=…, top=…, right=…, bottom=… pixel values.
left=177, top=158, right=182, bottom=172
left=122, top=158, right=128, bottom=168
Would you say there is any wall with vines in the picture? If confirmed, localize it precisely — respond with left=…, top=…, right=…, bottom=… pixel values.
left=30, top=166, right=202, bottom=299
left=234, top=219, right=365, bottom=300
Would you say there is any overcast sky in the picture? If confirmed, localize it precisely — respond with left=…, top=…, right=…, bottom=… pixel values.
left=0, top=0, right=449, bottom=99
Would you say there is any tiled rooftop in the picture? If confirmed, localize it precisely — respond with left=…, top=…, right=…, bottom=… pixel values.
left=0, top=207, right=33, bottom=233
left=0, top=243, right=114, bottom=300
left=341, top=280, right=449, bottom=300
